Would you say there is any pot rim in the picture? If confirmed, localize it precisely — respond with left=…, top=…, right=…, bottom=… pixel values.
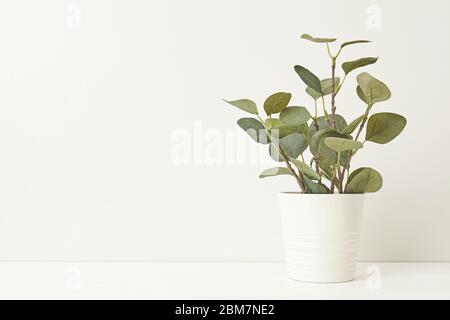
left=279, top=192, right=365, bottom=196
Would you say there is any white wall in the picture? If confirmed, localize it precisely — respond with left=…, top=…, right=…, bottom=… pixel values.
left=0, top=0, right=449, bottom=262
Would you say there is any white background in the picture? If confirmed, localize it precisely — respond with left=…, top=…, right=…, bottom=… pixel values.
left=0, top=0, right=448, bottom=262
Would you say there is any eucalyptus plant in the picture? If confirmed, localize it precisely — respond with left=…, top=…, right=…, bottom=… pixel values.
left=224, top=34, right=407, bottom=194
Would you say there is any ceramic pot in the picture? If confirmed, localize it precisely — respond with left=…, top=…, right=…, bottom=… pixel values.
left=278, top=193, right=365, bottom=283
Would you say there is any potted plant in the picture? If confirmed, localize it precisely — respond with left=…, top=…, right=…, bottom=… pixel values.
left=224, top=34, right=407, bottom=283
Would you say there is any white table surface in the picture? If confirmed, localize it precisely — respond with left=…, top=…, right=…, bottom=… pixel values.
left=0, top=262, right=449, bottom=299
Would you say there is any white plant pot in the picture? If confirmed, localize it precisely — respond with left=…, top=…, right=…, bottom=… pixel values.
left=278, top=193, right=365, bottom=283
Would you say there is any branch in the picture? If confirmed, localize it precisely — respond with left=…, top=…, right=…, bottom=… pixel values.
left=338, top=111, right=369, bottom=192
left=330, top=58, right=337, bottom=129
left=278, top=145, right=307, bottom=193
left=314, top=157, right=322, bottom=184
left=258, top=115, right=307, bottom=193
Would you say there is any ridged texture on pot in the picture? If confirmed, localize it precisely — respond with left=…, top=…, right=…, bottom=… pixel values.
left=278, top=193, right=365, bottom=283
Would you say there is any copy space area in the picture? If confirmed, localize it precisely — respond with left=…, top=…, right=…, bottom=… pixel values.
left=0, top=0, right=449, bottom=262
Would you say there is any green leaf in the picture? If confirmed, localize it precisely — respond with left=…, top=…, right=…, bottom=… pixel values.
left=340, top=40, right=371, bottom=49
left=263, top=92, right=291, bottom=116
left=311, top=129, right=351, bottom=167
left=342, top=57, right=378, bottom=75
left=294, top=65, right=322, bottom=94
left=224, top=99, right=258, bottom=115
left=305, top=77, right=340, bottom=99
left=310, top=128, right=335, bottom=156
left=356, top=85, right=369, bottom=104
left=237, top=118, right=270, bottom=144
left=357, top=72, right=391, bottom=105
left=320, top=165, right=334, bottom=181
left=259, top=167, right=291, bottom=179
left=269, top=133, right=308, bottom=162
left=265, top=118, right=298, bottom=139
left=279, top=133, right=308, bottom=160
left=296, top=123, right=309, bottom=137
left=310, top=129, right=351, bottom=166
left=309, top=115, right=347, bottom=139
left=290, top=159, right=320, bottom=180
left=265, top=118, right=282, bottom=130
left=320, top=165, right=342, bottom=189
left=365, top=112, right=407, bottom=144
left=324, top=137, right=363, bottom=152
left=269, top=144, right=281, bottom=162
left=346, top=168, right=365, bottom=184
left=319, top=145, right=351, bottom=167
left=301, top=34, right=336, bottom=43
left=346, top=167, right=383, bottom=193
left=320, top=77, right=340, bottom=96
left=305, top=87, right=321, bottom=101
left=343, top=115, right=365, bottom=134
left=280, top=107, right=311, bottom=127
left=303, top=175, right=330, bottom=194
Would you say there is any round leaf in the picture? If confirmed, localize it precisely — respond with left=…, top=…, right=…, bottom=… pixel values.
left=320, top=77, right=341, bottom=96
left=356, top=86, right=369, bottom=104
left=296, top=123, right=309, bottom=137
left=357, top=72, right=391, bottom=105
left=259, top=167, right=291, bottom=179
left=343, top=115, right=365, bottom=134
left=269, top=133, right=308, bottom=162
left=264, top=92, right=291, bottom=116
left=265, top=118, right=297, bottom=139
left=365, top=112, right=407, bottom=144
left=280, top=107, right=311, bottom=126
left=346, top=168, right=366, bottom=184
left=305, top=77, right=340, bottom=99
left=340, top=40, right=371, bottom=49
left=310, top=129, right=350, bottom=166
left=237, top=118, right=270, bottom=144
left=303, top=175, right=330, bottom=194
left=294, top=65, right=322, bottom=94
left=290, top=159, right=320, bottom=180
left=279, top=133, right=308, bottom=159
left=310, top=128, right=335, bottom=156
left=318, top=142, right=351, bottom=167
left=306, top=87, right=321, bottom=101
left=309, top=114, right=347, bottom=139
left=346, top=167, right=383, bottom=193
left=324, top=137, right=363, bottom=152
left=224, top=99, right=258, bottom=115
left=301, top=34, right=336, bottom=43
left=342, top=57, right=378, bottom=75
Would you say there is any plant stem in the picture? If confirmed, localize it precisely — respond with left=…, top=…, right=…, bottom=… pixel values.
left=314, top=156, right=322, bottom=184
left=335, top=47, right=343, bottom=59
left=326, top=43, right=339, bottom=129
left=330, top=152, right=341, bottom=194
left=278, top=146, right=307, bottom=193
left=336, top=74, right=347, bottom=94
left=326, top=43, right=333, bottom=59
left=321, top=96, right=331, bottom=125
left=257, top=115, right=306, bottom=193
left=313, top=100, right=319, bottom=131
left=330, top=167, right=336, bottom=194
left=327, top=54, right=340, bottom=193
left=330, top=57, right=337, bottom=129
left=354, top=105, right=372, bottom=141
left=310, top=100, right=322, bottom=183
left=338, top=105, right=372, bottom=192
